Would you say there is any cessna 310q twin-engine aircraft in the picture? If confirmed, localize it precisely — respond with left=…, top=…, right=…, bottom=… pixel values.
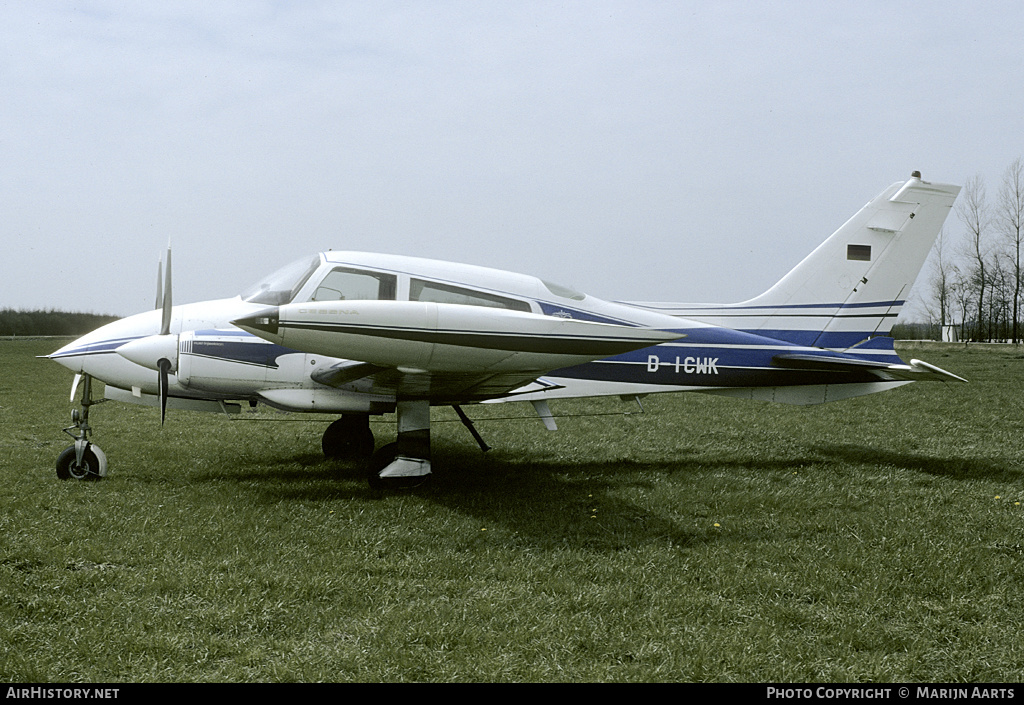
left=48, top=172, right=965, bottom=488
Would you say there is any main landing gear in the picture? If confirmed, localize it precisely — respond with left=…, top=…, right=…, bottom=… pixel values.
left=366, top=399, right=433, bottom=490
left=56, top=374, right=108, bottom=481
left=322, top=401, right=494, bottom=491
left=320, top=401, right=434, bottom=490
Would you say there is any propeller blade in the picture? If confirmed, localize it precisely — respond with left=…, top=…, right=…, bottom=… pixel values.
left=155, top=259, right=163, bottom=311
left=160, top=246, right=172, bottom=337
left=157, top=358, right=171, bottom=425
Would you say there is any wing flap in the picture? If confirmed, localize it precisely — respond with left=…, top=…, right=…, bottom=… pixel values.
left=310, top=360, right=557, bottom=403
left=310, top=360, right=388, bottom=387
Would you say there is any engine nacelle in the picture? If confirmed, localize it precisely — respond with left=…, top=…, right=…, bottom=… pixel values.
left=175, top=330, right=294, bottom=394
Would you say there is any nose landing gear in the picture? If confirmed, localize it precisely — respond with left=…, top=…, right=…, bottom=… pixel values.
left=56, top=374, right=108, bottom=481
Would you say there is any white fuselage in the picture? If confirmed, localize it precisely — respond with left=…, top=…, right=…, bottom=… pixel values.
left=48, top=248, right=921, bottom=414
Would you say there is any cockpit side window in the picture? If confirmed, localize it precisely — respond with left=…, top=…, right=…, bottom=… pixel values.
left=409, top=278, right=531, bottom=312
left=310, top=267, right=397, bottom=302
left=241, top=256, right=320, bottom=306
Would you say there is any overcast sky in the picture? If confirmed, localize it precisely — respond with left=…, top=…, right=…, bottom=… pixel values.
left=3, top=1, right=1022, bottom=317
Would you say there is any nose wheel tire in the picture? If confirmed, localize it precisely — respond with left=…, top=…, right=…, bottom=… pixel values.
left=56, top=444, right=107, bottom=481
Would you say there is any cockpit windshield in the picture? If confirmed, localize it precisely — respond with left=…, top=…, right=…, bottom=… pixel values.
left=240, top=255, right=320, bottom=305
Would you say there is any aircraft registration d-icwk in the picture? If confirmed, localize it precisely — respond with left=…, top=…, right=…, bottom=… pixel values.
left=48, top=172, right=965, bottom=489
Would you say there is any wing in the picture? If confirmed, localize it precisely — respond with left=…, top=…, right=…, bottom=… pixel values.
left=233, top=301, right=683, bottom=402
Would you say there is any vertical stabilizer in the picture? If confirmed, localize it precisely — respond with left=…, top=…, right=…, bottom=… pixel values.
left=740, top=173, right=960, bottom=347
left=626, top=173, right=961, bottom=349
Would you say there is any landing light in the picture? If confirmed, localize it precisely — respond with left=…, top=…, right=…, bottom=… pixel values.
left=231, top=308, right=280, bottom=336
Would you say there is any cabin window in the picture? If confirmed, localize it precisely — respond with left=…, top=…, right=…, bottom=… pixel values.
left=847, top=244, right=872, bottom=261
left=311, top=267, right=397, bottom=302
left=409, top=279, right=531, bottom=312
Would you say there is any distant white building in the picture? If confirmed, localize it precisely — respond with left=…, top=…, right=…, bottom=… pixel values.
left=942, top=325, right=959, bottom=343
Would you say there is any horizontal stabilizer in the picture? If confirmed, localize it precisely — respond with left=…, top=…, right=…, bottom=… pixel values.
left=773, top=353, right=891, bottom=372
left=903, top=358, right=969, bottom=383
left=772, top=353, right=966, bottom=382
left=844, top=335, right=898, bottom=351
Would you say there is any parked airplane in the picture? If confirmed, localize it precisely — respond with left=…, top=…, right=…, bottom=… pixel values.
left=47, top=172, right=965, bottom=488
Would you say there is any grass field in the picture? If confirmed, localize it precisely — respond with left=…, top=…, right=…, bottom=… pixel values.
left=2, top=337, right=1023, bottom=682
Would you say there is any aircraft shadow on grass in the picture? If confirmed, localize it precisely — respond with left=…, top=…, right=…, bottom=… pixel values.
left=180, top=433, right=1019, bottom=554
left=815, top=443, right=1021, bottom=482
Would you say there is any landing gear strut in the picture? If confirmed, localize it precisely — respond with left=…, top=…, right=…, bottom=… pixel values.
left=324, top=403, right=497, bottom=491
left=57, top=374, right=108, bottom=481
left=361, top=402, right=497, bottom=491
left=367, top=399, right=432, bottom=490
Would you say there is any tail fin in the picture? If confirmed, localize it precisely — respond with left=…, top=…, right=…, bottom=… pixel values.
left=628, top=173, right=961, bottom=349
left=740, top=172, right=960, bottom=347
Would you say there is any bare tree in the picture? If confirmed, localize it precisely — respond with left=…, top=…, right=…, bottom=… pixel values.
left=950, top=263, right=972, bottom=343
left=987, top=254, right=1013, bottom=339
left=957, top=175, right=991, bottom=340
left=927, top=227, right=954, bottom=330
left=997, top=158, right=1024, bottom=344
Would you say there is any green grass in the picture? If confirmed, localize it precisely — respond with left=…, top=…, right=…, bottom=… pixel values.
left=2, top=338, right=1023, bottom=682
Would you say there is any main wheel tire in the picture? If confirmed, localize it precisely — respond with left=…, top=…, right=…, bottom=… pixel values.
left=322, top=416, right=375, bottom=460
left=366, top=442, right=397, bottom=490
left=56, top=445, right=103, bottom=481
left=366, top=443, right=431, bottom=491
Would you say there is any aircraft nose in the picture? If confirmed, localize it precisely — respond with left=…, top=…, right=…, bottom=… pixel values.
left=45, top=337, right=88, bottom=373
left=231, top=307, right=280, bottom=337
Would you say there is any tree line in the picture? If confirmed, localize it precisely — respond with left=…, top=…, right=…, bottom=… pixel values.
left=0, top=309, right=120, bottom=337
left=924, top=158, right=1024, bottom=343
